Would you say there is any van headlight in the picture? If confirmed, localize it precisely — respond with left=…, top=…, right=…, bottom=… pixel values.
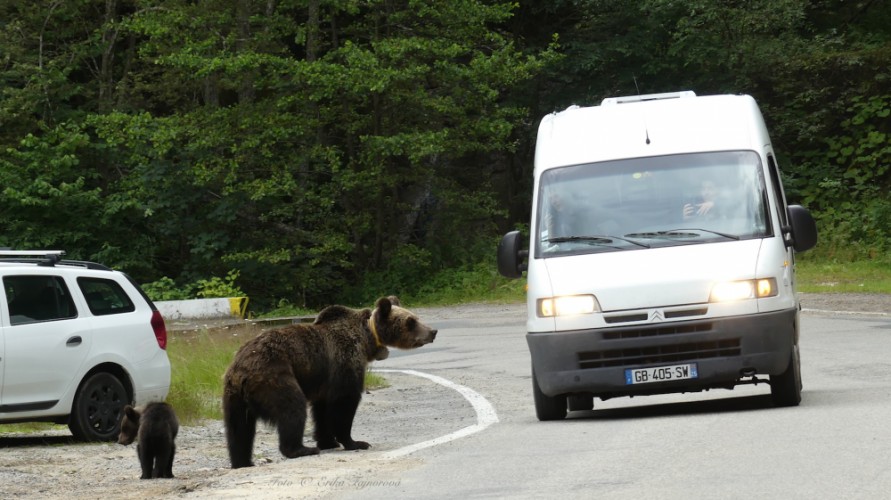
left=538, top=295, right=600, bottom=317
left=710, top=278, right=778, bottom=302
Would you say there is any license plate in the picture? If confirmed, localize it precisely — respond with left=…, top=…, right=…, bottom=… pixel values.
left=625, top=363, right=698, bottom=385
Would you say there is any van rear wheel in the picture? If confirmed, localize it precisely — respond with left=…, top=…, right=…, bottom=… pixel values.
left=532, top=367, right=567, bottom=421
left=770, top=345, right=802, bottom=407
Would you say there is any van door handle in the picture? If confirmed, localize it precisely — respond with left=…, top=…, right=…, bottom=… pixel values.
left=66, top=336, right=82, bottom=347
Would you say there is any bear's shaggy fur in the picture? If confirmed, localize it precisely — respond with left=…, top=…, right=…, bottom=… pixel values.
left=117, top=402, right=179, bottom=479
left=222, top=296, right=437, bottom=468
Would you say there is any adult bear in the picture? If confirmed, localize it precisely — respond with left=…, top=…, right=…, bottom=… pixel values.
left=222, top=296, right=437, bottom=468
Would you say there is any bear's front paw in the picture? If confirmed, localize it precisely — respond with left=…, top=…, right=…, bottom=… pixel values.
left=341, top=440, right=371, bottom=450
left=281, top=445, right=321, bottom=458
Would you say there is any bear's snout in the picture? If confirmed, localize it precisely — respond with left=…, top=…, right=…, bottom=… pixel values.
left=414, top=328, right=437, bottom=347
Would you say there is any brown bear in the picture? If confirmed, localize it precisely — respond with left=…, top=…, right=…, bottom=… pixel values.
left=222, top=296, right=436, bottom=468
left=117, top=402, right=179, bottom=479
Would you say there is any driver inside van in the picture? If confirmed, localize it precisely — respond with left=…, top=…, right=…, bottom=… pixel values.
left=683, top=179, right=719, bottom=220
left=544, top=191, right=574, bottom=239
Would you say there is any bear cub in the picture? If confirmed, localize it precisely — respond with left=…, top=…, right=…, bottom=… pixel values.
left=118, top=401, right=180, bottom=479
left=222, top=296, right=437, bottom=468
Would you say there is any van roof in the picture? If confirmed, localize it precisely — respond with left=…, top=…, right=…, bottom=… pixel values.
left=534, top=93, right=771, bottom=173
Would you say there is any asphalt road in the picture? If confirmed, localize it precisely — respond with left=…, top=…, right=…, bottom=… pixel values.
left=319, top=303, right=891, bottom=500
left=3, top=298, right=888, bottom=499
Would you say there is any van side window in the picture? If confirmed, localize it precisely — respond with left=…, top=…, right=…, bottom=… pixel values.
left=766, top=155, right=791, bottom=242
left=77, top=277, right=136, bottom=316
left=5, top=275, right=78, bottom=325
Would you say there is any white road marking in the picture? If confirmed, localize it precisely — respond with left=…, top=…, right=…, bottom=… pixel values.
left=373, top=369, right=499, bottom=459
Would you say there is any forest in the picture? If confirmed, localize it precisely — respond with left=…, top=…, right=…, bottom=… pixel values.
left=1, top=0, right=889, bottom=310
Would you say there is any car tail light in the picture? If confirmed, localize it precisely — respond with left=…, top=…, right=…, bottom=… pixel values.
left=151, top=310, right=168, bottom=350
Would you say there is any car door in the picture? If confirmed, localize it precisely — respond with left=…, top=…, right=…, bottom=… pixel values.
left=1, top=274, right=92, bottom=413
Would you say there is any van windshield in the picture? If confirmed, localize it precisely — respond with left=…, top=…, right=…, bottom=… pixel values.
left=535, top=151, right=771, bottom=258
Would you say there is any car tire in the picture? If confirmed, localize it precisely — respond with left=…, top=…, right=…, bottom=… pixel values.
left=532, top=366, right=567, bottom=421
left=68, top=372, right=129, bottom=441
left=770, top=344, right=802, bottom=407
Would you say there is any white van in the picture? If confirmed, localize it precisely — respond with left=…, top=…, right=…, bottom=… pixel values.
left=498, top=91, right=818, bottom=420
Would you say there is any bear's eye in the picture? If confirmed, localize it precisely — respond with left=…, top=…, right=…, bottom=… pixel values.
left=406, top=318, right=416, bottom=330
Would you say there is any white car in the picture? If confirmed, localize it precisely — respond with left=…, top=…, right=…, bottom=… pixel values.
left=0, top=250, right=171, bottom=440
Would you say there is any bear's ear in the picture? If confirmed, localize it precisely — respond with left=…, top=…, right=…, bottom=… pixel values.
left=387, top=295, right=402, bottom=307
left=375, top=296, right=393, bottom=318
left=124, top=405, right=139, bottom=421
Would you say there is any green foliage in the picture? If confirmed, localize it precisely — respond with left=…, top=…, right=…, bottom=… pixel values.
left=142, top=270, right=245, bottom=301
left=789, top=93, right=891, bottom=258
left=347, top=250, right=526, bottom=307
left=141, top=277, right=192, bottom=301
left=196, top=270, right=245, bottom=298
left=0, top=0, right=889, bottom=311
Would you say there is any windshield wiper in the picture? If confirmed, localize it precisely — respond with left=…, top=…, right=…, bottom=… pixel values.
left=624, top=231, right=700, bottom=240
left=661, top=228, right=741, bottom=241
left=549, top=235, right=650, bottom=248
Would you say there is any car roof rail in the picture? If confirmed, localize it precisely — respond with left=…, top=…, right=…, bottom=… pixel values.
left=59, top=259, right=113, bottom=271
left=0, top=250, right=65, bottom=266
left=0, top=250, right=66, bottom=257
left=0, top=250, right=112, bottom=271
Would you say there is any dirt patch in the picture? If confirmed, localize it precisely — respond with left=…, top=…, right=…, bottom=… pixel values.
left=0, top=371, right=467, bottom=499
left=799, top=292, right=890, bottom=315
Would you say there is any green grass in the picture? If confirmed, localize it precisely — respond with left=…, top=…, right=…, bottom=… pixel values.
left=796, top=257, right=891, bottom=294
left=0, top=422, right=66, bottom=434
left=165, top=327, right=250, bottom=423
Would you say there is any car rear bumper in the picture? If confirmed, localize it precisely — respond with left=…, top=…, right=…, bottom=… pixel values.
left=131, top=349, right=171, bottom=405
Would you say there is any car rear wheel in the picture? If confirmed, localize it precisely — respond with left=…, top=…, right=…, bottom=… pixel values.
left=68, top=372, right=128, bottom=441
left=770, top=344, right=802, bottom=407
left=532, top=367, right=567, bottom=421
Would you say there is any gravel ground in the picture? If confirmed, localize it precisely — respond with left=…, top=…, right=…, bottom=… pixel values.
left=0, top=294, right=886, bottom=499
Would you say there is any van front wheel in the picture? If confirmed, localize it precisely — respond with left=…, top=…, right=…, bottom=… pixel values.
left=532, top=367, right=567, bottom=421
left=770, top=345, right=802, bottom=407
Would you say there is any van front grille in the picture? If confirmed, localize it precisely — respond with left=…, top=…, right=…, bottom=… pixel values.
left=578, top=338, right=741, bottom=369
left=604, top=307, right=708, bottom=325
left=602, top=322, right=712, bottom=340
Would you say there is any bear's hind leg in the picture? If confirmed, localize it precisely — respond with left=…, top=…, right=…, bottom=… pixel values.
left=164, top=442, right=176, bottom=478
left=223, top=395, right=258, bottom=468
left=154, top=441, right=175, bottom=478
left=137, top=443, right=153, bottom=480
left=311, top=400, right=339, bottom=449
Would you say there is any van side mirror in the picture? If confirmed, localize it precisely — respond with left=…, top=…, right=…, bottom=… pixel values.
left=497, top=231, right=528, bottom=278
left=787, top=205, right=818, bottom=252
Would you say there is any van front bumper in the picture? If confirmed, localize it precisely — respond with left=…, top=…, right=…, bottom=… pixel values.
left=528, top=309, right=797, bottom=398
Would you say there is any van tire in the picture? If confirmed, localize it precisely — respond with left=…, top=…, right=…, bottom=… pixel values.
left=532, top=367, right=567, bottom=421
left=770, top=345, right=802, bottom=407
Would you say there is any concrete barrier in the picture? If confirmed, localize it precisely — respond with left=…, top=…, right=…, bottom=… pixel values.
left=155, top=297, right=249, bottom=320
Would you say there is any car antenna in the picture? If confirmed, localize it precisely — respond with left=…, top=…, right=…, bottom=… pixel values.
left=631, top=75, right=650, bottom=144
left=634, top=75, right=651, bottom=145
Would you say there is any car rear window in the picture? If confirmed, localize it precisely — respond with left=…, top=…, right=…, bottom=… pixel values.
left=77, top=277, right=136, bottom=316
